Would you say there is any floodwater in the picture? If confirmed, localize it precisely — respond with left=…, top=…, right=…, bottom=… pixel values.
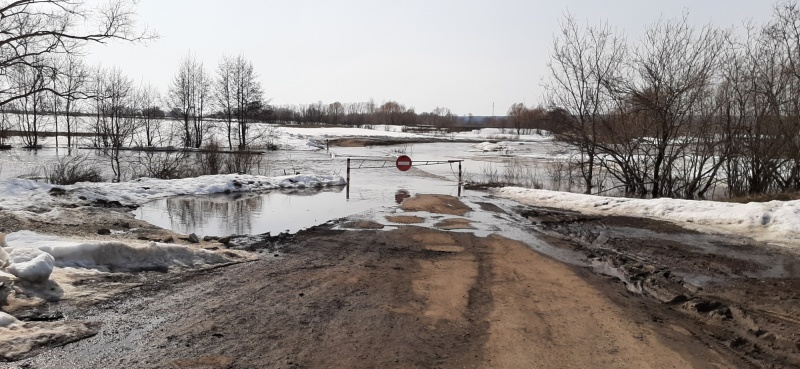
left=133, top=172, right=463, bottom=237
left=1, top=139, right=559, bottom=237
left=130, top=141, right=565, bottom=237
left=133, top=142, right=525, bottom=237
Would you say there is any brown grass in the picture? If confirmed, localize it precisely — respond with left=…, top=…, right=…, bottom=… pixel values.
left=723, top=192, right=800, bottom=203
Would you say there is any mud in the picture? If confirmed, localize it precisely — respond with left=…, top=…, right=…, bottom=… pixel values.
left=518, top=205, right=800, bottom=369
left=400, top=194, right=472, bottom=215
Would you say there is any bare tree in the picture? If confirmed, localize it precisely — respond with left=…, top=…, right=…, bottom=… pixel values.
left=215, top=55, right=236, bottom=149
left=134, top=82, right=163, bottom=147
left=328, top=101, right=344, bottom=124
left=169, top=54, right=198, bottom=148
left=193, top=62, right=211, bottom=149
left=507, top=103, right=528, bottom=135
left=90, top=67, right=134, bottom=181
left=626, top=15, right=727, bottom=197
left=543, top=14, right=627, bottom=194
left=0, top=0, right=153, bottom=108
left=60, top=56, right=89, bottom=148
left=8, top=61, right=48, bottom=148
left=231, top=55, right=263, bottom=149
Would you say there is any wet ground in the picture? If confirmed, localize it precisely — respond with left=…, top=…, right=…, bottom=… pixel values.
left=517, top=205, right=800, bottom=368
left=4, top=195, right=754, bottom=369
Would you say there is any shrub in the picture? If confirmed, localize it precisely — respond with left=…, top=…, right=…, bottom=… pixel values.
left=196, top=140, right=224, bottom=175
left=225, top=151, right=263, bottom=175
left=45, top=155, right=104, bottom=185
left=131, top=151, right=193, bottom=179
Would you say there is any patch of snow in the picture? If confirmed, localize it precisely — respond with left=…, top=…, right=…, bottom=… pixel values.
left=270, top=126, right=553, bottom=149
left=495, top=187, right=800, bottom=248
left=0, top=246, right=8, bottom=268
left=5, top=248, right=55, bottom=282
left=0, top=312, right=19, bottom=328
left=4, top=231, right=234, bottom=273
left=473, top=142, right=508, bottom=152
left=275, top=174, right=347, bottom=188
left=279, top=126, right=424, bottom=140
left=455, top=128, right=552, bottom=142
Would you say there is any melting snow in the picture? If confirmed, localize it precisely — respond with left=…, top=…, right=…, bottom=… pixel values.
left=0, top=173, right=346, bottom=212
left=4, top=231, right=234, bottom=273
left=496, top=187, right=800, bottom=248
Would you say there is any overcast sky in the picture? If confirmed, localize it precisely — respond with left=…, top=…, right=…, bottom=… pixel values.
left=86, top=0, right=777, bottom=116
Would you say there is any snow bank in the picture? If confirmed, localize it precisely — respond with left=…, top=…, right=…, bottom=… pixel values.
left=0, top=173, right=347, bottom=211
left=6, top=248, right=55, bottom=282
left=276, top=174, right=347, bottom=188
left=5, top=231, right=233, bottom=273
left=474, top=142, right=508, bottom=152
left=0, top=233, right=8, bottom=266
left=274, top=126, right=553, bottom=146
left=456, top=128, right=552, bottom=142
left=496, top=187, right=800, bottom=247
left=279, top=126, right=424, bottom=140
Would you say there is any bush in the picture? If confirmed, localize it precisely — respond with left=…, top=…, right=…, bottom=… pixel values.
left=225, top=151, right=263, bottom=174
left=131, top=151, right=193, bottom=179
left=196, top=140, right=225, bottom=175
left=45, top=155, right=104, bottom=185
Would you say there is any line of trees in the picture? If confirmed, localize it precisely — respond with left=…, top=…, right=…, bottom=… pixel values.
left=1, top=51, right=271, bottom=152
left=271, top=100, right=459, bottom=130
left=544, top=1, right=800, bottom=199
left=0, top=0, right=274, bottom=153
left=0, top=0, right=151, bottom=147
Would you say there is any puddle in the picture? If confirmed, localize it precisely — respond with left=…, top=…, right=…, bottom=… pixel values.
left=133, top=187, right=375, bottom=237
left=337, top=195, right=590, bottom=268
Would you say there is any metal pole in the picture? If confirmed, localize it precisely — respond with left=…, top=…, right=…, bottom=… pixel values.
left=458, top=161, right=462, bottom=197
left=346, top=158, right=351, bottom=200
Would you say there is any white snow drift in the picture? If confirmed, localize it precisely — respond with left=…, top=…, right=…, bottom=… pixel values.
left=0, top=231, right=235, bottom=283
left=496, top=187, right=800, bottom=248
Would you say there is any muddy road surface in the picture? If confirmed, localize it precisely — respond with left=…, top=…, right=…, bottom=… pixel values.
left=5, top=194, right=799, bottom=368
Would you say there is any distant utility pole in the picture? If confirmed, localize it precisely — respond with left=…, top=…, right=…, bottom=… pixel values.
left=492, top=102, right=495, bottom=117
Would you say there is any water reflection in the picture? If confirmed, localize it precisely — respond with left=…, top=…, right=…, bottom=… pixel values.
left=134, top=186, right=389, bottom=237
left=165, top=192, right=265, bottom=236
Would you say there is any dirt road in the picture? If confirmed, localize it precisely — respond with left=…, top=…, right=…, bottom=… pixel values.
left=5, top=194, right=765, bottom=368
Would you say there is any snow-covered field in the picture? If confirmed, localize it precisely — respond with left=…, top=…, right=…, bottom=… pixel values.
left=496, top=187, right=800, bottom=248
left=271, top=126, right=552, bottom=151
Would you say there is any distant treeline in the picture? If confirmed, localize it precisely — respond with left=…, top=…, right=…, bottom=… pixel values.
left=270, top=100, right=569, bottom=133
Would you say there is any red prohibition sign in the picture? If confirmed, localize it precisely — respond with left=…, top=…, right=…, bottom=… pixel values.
left=396, top=155, right=413, bottom=171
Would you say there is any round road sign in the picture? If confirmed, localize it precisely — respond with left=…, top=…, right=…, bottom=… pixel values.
left=396, top=155, right=413, bottom=171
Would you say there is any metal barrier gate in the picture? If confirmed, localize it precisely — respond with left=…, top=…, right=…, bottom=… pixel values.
left=345, top=155, right=464, bottom=199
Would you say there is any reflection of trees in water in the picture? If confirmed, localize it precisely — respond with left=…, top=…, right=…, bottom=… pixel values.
left=165, top=194, right=264, bottom=236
